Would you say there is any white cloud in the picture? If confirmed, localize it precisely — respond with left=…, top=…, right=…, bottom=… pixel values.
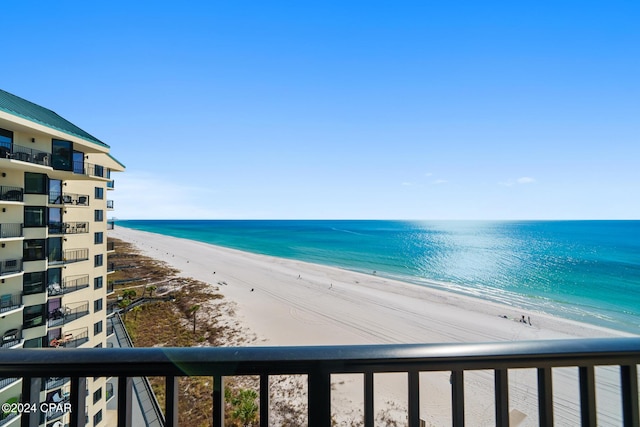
left=499, top=176, right=536, bottom=187
left=424, top=172, right=433, bottom=177
left=517, top=177, right=535, bottom=184
left=432, top=179, right=447, bottom=184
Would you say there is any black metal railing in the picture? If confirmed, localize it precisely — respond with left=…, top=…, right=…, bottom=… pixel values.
left=0, top=338, right=639, bottom=427
left=48, top=303, right=90, bottom=328
left=44, top=376, right=70, bottom=390
left=0, top=223, right=23, bottom=239
left=1, top=143, right=51, bottom=166
left=107, top=262, right=115, bottom=273
left=107, top=281, right=114, bottom=294
left=49, top=191, right=90, bottom=206
left=0, top=293, right=22, bottom=314
left=63, top=248, right=89, bottom=263
left=48, top=328, right=89, bottom=349
left=0, top=258, right=22, bottom=276
left=49, top=275, right=91, bottom=296
left=107, top=241, right=115, bottom=251
left=73, top=162, right=106, bottom=178
left=1, top=328, right=21, bottom=349
left=0, top=376, right=19, bottom=390
left=0, top=185, right=23, bottom=202
left=63, top=222, right=89, bottom=234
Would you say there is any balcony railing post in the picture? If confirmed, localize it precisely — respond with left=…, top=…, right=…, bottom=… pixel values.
left=165, top=376, right=179, bottom=427
left=70, top=376, right=87, bottom=427
left=538, top=367, right=554, bottom=426
left=364, top=371, right=374, bottom=427
left=308, top=369, right=331, bottom=427
left=494, top=368, right=510, bottom=427
left=213, top=374, right=225, bottom=427
left=579, top=366, right=597, bottom=427
left=408, top=370, right=420, bottom=427
left=260, top=374, right=269, bottom=427
left=118, top=376, right=133, bottom=427
left=20, top=377, right=41, bottom=427
left=451, top=370, right=465, bottom=427
left=620, top=364, right=639, bottom=427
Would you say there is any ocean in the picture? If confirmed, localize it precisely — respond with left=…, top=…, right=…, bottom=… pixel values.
left=118, top=220, right=640, bottom=334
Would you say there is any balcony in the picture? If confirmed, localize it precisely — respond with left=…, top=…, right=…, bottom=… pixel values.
left=0, top=259, right=22, bottom=276
left=107, top=241, right=115, bottom=252
left=49, top=191, right=89, bottom=206
left=44, top=376, right=70, bottom=390
left=72, top=161, right=106, bottom=178
left=0, top=223, right=23, bottom=239
left=63, top=248, right=89, bottom=264
left=0, top=186, right=23, bottom=202
left=1, top=338, right=639, bottom=427
left=107, top=199, right=114, bottom=210
left=106, top=220, right=115, bottom=230
left=48, top=275, right=90, bottom=296
left=48, top=302, right=90, bottom=328
left=0, top=143, right=50, bottom=166
left=1, top=328, right=22, bottom=349
left=64, top=221, right=89, bottom=234
left=107, top=281, right=115, bottom=295
left=107, top=262, right=115, bottom=273
left=48, top=327, right=88, bottom=348
left=0, top=293, right=22, bottom=316
left=107, top=180, right=115, bottom=189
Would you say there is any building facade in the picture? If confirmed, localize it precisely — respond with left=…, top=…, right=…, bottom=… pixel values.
left=0, top=89, right=124, bottom=427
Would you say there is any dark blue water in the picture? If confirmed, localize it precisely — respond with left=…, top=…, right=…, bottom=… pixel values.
left=118, top=220, right=640, bottom=333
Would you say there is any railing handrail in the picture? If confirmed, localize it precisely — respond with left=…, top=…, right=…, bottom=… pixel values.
left=1, top=338, right=639, bottom=376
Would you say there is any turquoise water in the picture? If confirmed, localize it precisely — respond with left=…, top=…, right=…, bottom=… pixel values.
left=118, top=220, right=640, bottom=334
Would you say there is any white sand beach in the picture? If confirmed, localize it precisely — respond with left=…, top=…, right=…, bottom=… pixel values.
left=112, top=227, right=632, bottom=426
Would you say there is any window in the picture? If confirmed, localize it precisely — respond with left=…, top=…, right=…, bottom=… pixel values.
left=52, top=139, right=72, bottom=171
left=94, top=321, right=103, bottom=335
left=47, top=237, right=63, bottom=263
left=25, top=172, right=47, bottom=194
left=24, top=206, right=46, bottom=227
left=24, top=239, right=46, bottom=261
left=23, top=337, right=44, bottom=348
left=94, top=298, right=103, bottom=312
left=95, top=187, right=104, bottom=199
left=48, top=207, right=63, bottom=233
left=0, top=127, right=12, bottom=149
left=48, top=268, right=62, bottom=290
left=23, top=304, right=46, bottom=329
left=23, top=272, right=46, bottom=295
left=94, top=232, right=104, bottom=244
left=93, top=387, right=102, bottom=404
left=73, top=150, right=85, bottom=174
left=94, top=254, right=103, bottom=267
left=48, top=179, right=62, bottom=204
left=94, top=210, right=104, bottom=222
left=94, top=276, right=103, bottom=289
left=93, top=409, right=103, bottom=426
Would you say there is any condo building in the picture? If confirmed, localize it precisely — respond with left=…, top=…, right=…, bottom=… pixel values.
left=0, top=89, right=124, bottom=427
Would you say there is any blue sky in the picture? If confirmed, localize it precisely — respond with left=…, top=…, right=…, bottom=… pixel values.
left=3, top=1, right=639, bottom=219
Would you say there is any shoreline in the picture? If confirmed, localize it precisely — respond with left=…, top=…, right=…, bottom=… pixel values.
left=112, top=226, right=630, bottom=344
left=111, top=226, right=632, bottom=425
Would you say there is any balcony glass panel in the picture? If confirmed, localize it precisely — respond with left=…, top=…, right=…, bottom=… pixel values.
left=0, top=186, right=23, bottom=202
left=72, top=151, right=84, bottom=174
left=23, top=303, right=46, bottom=329
left=48, top=237, right=63, bottom=264
left=24, top=239, right=46, bottom=261
left=51, top=139, right=72, bottom=171
left=24, top=206, right=46, bottom=227
left=23, top=271, right=46, bottom=295
left=48, top=179, right=62, bottom=204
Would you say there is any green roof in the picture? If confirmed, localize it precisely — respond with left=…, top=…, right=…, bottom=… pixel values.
left=0, top=89, right=109, bottom=148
